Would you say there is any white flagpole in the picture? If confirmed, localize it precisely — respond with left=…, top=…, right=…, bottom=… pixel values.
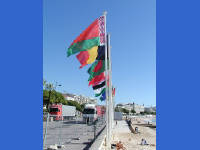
left=107, top=33, right=112, bottom=143
left=103, top=11, right=110, bottom=149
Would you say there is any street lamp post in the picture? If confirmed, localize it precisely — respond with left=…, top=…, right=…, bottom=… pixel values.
left=53, top=83, right=62, bottom=104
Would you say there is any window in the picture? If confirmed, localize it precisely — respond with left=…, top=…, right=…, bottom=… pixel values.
left=83, top=109, right=95, bottom=114
left=50, top=108, right=59, bottom=112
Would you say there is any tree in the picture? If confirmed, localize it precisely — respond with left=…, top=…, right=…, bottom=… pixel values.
left=143, top=111, right=156, bottom=115
left=43, top=89, right=65, bottom=105
left=80, top=103, right=85, bottom=111
left=131, top=109, right=136, bottom=114
left=43, top=80, right=85, bottom=113
left=43, top=79, right=47, bottom=89
left=140, top=112, right=145, bottom=115
left=43, top=79, right=60, bottom=110
left=115, top=107, right=120, bottom=112
left=116, top=104, right=123, bottom=107
left=50, top=90, right=65, bottom=104
left=121, top=108, right=129, bottom=114
left=67, top=100, right=83, bottom=112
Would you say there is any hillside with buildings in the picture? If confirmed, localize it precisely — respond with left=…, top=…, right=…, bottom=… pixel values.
left=62, top=93, right=97, bottom=105
left=115, top=102, right=156, bottom=115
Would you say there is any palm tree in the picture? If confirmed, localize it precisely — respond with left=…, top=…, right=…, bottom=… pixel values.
left=43, top=79, right=55, bottom=111
left=43, top=79, right=47, bottom=89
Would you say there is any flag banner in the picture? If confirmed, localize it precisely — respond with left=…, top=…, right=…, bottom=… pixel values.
left=100, top=90, right=106, bottom=101
left=89, top=72, right=105, bottom=86
left=112, top=87, right=116, bottom=97
left=96, top=45, right=105, bottom=60
left=67, top=16, right=105, bottom=57
left=92, top=81, right=105, bottom=90
left=77, top=44, right=106, bottom=69
left=88, top=60, right=105, bottom=80
left=76, top=46, right=98, bottom=68
left=96, top=45, right=109, bottom=60
left=67, top=14, right=109, bottom=100
left=94, top=87, right=106, bottom=97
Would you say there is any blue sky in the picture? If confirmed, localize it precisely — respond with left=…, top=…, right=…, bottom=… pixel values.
left=43, top=0, right=156, bottom=106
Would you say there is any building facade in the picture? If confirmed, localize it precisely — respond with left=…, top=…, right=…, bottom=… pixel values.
left=62, top=93, right=97, bottom=105
left=133, top=103, right=145, bottom=114
left=144, top=106, right=156, bottom=113
left=116, top=102, right=145, bottom=114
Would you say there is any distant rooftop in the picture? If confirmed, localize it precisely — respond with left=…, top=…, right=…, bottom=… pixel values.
left=62, top=93, right=75, bottom=98
left=62, top=93, right=97, bottom=100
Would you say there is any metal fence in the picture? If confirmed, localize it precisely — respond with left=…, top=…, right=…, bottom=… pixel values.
left=43, top=113, right=106, bottom=150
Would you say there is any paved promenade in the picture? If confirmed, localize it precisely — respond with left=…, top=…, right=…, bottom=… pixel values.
left=43, top=117, right=106, bottom=150
left=112, top=120, right=131, bottom=147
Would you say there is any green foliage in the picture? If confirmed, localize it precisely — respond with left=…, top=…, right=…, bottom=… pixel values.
left=43, top=79, right=84, bottom=113
left=140, top=111, right=156, bottom=115
left=43, top=109, right=48, bottom=112
left=143, top=111, right=156, bottom=115
left=80, top=103, right=85, bottom=110
left=121, top=108, right=129, bottom=114
left=53, top=91, right=66, bottom=104
left=114, top=107, right=130, bottom=114
left=131, top=109, right=136, bottom=114
left=43, top=90, right=84, bottom=112
left=115, top=107, right=120, bottom=112
left=62, top=100, right=68, bottom=105
left=43, top=89, right=65, bottom=104
left=116, top=104, right=123, bottom=107
left=67, top=100, right=83, bottom=112
left=43, top=90, right=49, bottom=99
left=152, top=112, right=156, bottom=115
left=140, top=112, right=145, bottom=115
left=43, top=79, right=47, bottom=88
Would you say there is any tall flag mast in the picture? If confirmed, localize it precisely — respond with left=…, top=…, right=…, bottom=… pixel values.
left=67, top=11, right=113, bottom=149
left=104, top=12, right=113, bottom=148
left=108, top=33, right=113, bottom=143
left=102, top=11, right=111, bottom=148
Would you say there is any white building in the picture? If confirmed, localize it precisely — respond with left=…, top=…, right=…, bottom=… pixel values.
left=144, top=106, right=156, bottom=113
left=62, top=93, right=75, bottom=101
left=133, top=103, right=145, bottom=114
left=116, top=102, right=145, bottom=114
left=122, top=103, right=134, bottom=112
left=62, top=93, right=97, bottom=105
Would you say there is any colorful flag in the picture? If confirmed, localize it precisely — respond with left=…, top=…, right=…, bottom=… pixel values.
left=76, top=44, right=106, bottom=68
left=67, top=15, right=109, bottom=100
left=96, top=45, right=105, bottom=60
left=92, top=81, right=105, bottom=90
left=88, top=60, right=105, bottom=80
left=89, top=72, right=105, bottom=86
left=94, top=87, right=106, bottom=97
left=100, top=91, right=106, bottom=101
left=76, top=46, right=98, bottom=68
left=112, top=87, right=116, bottom=97
left=67, top=16, right=105, bottom=57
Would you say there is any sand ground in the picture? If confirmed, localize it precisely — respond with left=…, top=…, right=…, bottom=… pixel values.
left=111, top=119, right=156, bottom=150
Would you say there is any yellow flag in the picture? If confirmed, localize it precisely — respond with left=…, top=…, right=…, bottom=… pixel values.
left=87, top=46, right=98, bottom=64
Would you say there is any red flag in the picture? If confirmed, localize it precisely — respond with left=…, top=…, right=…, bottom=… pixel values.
left=89, top=72, right=105, bottom=86
left=112, top=87, right=115, bottom=97
left=76, top=51, right=89, bottom=68
left=67, top=16, right=105, bottom=57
